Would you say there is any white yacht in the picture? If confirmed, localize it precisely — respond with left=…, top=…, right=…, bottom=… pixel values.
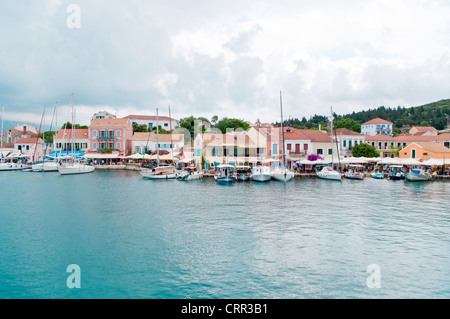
left=271, top=165, right=294, bottom=182
left=141, top=165, right=178, bottom=179
left=58, top=160, right=95, bottom=175
left=316, top=166, right=342, bottom=181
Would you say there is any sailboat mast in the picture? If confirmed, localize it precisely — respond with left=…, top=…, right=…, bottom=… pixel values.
left=71, top=93, right=75, bottom=159
left=33, top=107, right=45, bottom=162
left=280, top=91, right=286, bottom=166
left=156, top=108, right=160, bottom=165
left=169, top=105, right=173, bottom=162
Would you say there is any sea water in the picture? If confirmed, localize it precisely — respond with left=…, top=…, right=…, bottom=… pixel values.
left=0, top=170, right=449, bottom=298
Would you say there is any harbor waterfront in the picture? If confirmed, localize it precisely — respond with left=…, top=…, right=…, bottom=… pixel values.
left=0, top=170, right=449, bottom=299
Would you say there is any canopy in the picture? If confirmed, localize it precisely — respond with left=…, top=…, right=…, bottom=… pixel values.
left=422, top=158, right=447, bottom=166
left=377, top=157, right=401, bottom=165
left=48, top=150, right=85, bottom=159
left=398, top=158, right=423, bottom=166
left=340, top=156, right=368, bottom=164
left=127, top=153, right=152, bottom=160
left=83, top=153, right=121, bottom=159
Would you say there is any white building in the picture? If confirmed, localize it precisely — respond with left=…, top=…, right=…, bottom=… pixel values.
left=361, top=118, right=393, bottom=136
left=91, top=111, right=117, bottom=122
left=13, top=124, right=38, bottom=134
left=327, top=128, right=365, bottom=157
left=124, top=115, right=179, bottom=131
left=14, top=137, right=45, bottom=161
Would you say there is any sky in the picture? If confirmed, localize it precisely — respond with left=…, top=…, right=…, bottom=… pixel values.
left=1, top=0, right=450, bottom=128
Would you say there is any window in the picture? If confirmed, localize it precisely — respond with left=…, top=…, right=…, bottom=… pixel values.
left=272, top=143, right=278, bottom=154
left=287, top=144, right=291, bottom=151
left=349, top=140, right=352, bottom=148
left=343, top=140, right=347, bottom=147
left=117, top=130, right=121, bottom=137
left=317, top=149, right=323, bottom=155
left=18, top=145, right=22, bottom=151
left=412, top=149, right=416, bottom=158
left=295, top=144, right=300, bottom=153
left=303, top=144, right=308, bottom=151
left=93, top=142, right=97, bottom=149
left=117, top=142, right=121, bottom=149
left=164, top=123, right=168, bottom=127
left=328, top=148, right=332, bottom=155
left=212, top=148, right=215, bottom=156
left=93, top=130, right=97, bottom=137
left=26, top=145, right=30, bottom=151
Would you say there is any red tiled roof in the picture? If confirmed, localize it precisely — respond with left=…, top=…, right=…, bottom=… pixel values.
left=294, top=129, right=332, bottom=143
left=362, top=118, right=393, bottom=126
left=15, top=138, right=43, bottom=144
left=326, top=128, right=363, bottom=136
left=55, top=129, right=89, bottom=140
left=410, top=126, right=437, bottom=132
left=123, top=115, right=177, bottom=121
left=89, top=118, right=130, bottom=128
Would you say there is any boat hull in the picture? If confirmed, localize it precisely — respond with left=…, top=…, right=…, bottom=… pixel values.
left=388, top=174, right=404, bottom=180
left=344, top=173, right=365, bottom=180
left=141, top=172, right=177, bottom=179
left=271, top=171, right=294, bottom=182
left=58, top=165, right=95, bottom=175
left=178, top=172, right=203, bottom=181
left=405, top=173, right=432, bottom=182
left=251, top=174, right=271, bottom=182
left=371, top=173, right=384, bottom=179
left=0, top=163, right=28, bottom=171
left=215, top=176, right=237, bottom=183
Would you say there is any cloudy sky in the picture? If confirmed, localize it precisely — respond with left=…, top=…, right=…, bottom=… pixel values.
left=1, top=0, right=450, bottom=128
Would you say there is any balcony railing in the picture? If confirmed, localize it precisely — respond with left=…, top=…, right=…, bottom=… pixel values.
left=96, top=135, right=115, bottom=140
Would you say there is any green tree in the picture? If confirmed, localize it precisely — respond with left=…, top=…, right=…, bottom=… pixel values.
left=352, top=143, right=380, bottom=157
left=60, top=122, right=88, bottom=129
left=334, top=118, right=361, bottom=133
left=215, top=118, right=250, bottom=133
left=132, top=123, right=149, bottom=132
left=211, top=115, right=219, bottom=126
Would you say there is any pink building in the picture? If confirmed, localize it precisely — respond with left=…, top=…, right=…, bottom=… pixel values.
left=89, top=118, right=133, bottom=155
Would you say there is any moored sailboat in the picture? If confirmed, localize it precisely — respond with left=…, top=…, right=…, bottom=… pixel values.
left=58, top=94, right=95, bottom=175
left=271, top=91, right=294, bottom=183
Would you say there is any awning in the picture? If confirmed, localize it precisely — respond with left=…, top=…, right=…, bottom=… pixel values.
left=48, top=151, right=85, bottom=158
left=83, top=153, right=120, bottom=159
left=422, top=158, right=447, bottom=166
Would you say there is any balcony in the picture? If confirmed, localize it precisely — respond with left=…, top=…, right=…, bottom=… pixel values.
left=96, top=135, right=115, bottom=140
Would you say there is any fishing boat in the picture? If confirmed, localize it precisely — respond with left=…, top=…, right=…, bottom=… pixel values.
left=371, top=171, right=384, bottom=179
left=388, top=165, right=405, bottom=180
left=177, top=167, right=203, bottom=181
left=271, top=91, right=294, bottom=183
left=214, top=164, right=237, bottom=183
left=405, top=168, right=432, bottom=182
left=344, top=164, right=365, bottom=180
left=141, top=164, right=178, bottom=179
left=58, top=94, right=95, bottom=175
left=236, top=165, right=251, bottom=181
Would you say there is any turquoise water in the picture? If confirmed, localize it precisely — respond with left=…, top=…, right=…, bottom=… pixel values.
left=0, top=170, right=449, bottom=299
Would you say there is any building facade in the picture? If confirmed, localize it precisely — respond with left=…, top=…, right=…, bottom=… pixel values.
left=89, top=118, right=133, bottom=155
left=123, top=115, right=178, bottom=131
left=361, top=118, right=393, bottom=136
